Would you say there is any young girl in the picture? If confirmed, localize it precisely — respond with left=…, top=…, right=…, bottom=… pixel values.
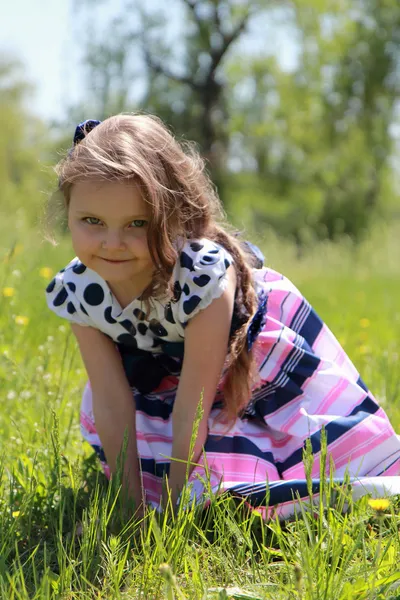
left=46, top=115, right=400, bottom=517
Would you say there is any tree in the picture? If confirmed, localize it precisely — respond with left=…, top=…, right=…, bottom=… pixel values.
left=227, top=0, right=400, bottom=241
left=71, top=0, right=269, bottom=190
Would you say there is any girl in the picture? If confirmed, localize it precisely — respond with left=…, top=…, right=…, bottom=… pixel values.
left=46, top=115, right=400, bottom=517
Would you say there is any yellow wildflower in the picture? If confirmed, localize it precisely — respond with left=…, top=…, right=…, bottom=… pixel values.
left=2, top=287, right=15, bottom=297
left=14, top=244, right=24, bottom=256
left=358, top=345, right=369, bottom=355
left=39, top=267, right=53, bottom=279
left=360, top=318, right=370, bottom=328
left=15, top=315, right=29, bottom=326
left=368, top=498, right=390, bottom=513
left=12, top=510, right=20, bottom=518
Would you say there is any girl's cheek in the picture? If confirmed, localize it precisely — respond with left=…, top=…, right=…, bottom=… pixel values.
left=128, top=228, right=149, bottom=245
left=72, top=226, right=99, bottom=247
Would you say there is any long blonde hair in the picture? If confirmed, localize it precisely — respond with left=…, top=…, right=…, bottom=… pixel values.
left=50, top=114, right=259, bottom=420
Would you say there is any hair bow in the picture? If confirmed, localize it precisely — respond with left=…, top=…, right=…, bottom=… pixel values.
left=73, top=119, right=102, bottom=146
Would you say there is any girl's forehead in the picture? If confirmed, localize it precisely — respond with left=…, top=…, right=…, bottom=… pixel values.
left=69, top=180, right=149, bottom=215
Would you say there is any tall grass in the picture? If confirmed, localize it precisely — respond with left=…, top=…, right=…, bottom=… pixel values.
left=0, top=221, right=400, bottom=598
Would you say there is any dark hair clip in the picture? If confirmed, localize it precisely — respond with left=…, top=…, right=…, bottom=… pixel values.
left=73, top=119, right=102, bottom=146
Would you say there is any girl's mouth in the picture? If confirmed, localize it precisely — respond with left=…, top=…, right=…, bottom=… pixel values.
left=100, top=258, right=133, bottom=264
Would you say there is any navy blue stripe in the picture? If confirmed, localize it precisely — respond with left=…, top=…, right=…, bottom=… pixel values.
left=205, top=435, right=275, bottom=465
left=228, top=478, right=351, bottom=506
left=259, top=327, right=284, bottom=371
left=278, top=337, right=320, bottom=385
left=92, top=444, right=107, bottom=463
left=288, top=298, right=308, bottom=331
left=374, top=451, right=400, bottom=476
left=140, top=458, right=170, bottom=478
left=90, top=446, right=170, bottom=478
left=276, top=395, right=379, bottom=474
left=254, top=347, right=320, bottom=416
left=135, top=393, right=224, bottom=418
left=135, top=394, right=174, bottom=420
left=298, top=308, right=324, bottom=347
left=356, top=376, right=369, bottom=393
left=279, top=291, right=293, bottom=324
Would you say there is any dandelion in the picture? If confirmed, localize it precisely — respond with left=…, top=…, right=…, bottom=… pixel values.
left=39, top=267, right=53, bottom=279
left=12, top=511, right=20, bottom=518
left=7, top=391, right=16, bottom=400
left=2, top=287, right=15, bottom=297
left=360, top=318, right=370, bottom=328
left=15, top=315, right=29, bottom=326
left=368, top=498, right=390, bottom=513
left=358, top=345, right=370, bottom=355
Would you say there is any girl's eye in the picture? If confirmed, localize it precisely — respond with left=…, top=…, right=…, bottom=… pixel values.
left=84, top=217, right=102, bottom=225
left=130, top=220, right=147, bottom=228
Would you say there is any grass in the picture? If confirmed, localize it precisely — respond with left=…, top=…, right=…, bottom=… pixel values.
left=1, top=221, right=400, bottom=598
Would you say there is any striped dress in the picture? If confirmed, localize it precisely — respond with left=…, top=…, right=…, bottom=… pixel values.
left=46, top=238, right=400, bottom=516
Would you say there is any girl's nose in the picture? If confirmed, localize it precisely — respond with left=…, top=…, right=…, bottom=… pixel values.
left=102, top=230, right=126, bottom=250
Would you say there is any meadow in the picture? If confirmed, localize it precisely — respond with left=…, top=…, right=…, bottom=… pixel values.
left=1, top=220, right=400, bottom=599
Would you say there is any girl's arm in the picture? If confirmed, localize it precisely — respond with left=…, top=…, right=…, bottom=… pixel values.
left=166, top=266, right=237, bottom=508
left=71, top=324, right=143, bottom=512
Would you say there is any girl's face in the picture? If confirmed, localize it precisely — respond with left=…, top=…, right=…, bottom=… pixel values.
left=68, top=180, right=154, bottom=291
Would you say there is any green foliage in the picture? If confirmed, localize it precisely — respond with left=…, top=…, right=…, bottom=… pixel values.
left=0, top=59, right=55, bottom=232
left=227, top=0, right=400, bottom=241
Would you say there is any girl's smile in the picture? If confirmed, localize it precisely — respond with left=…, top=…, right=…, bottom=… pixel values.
left=99, top=258, right=134, bottom=263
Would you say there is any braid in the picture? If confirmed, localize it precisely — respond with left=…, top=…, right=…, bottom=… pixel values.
left=209, top=226, right=259, bottom=421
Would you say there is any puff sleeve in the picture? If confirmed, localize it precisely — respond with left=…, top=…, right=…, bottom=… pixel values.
left=45, top=261, right=93, bottom=327
left=170, top=239, right=234, bottom=332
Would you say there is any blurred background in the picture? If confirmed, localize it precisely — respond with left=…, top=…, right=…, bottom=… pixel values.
left=1, top=0, right=400, bottom=250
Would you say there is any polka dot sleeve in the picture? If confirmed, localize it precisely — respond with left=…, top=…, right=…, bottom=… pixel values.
left=45, top=262, right=92, bottom=327
left=171, top=239, right=233, bottom=330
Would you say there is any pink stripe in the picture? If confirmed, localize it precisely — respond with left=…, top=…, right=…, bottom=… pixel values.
left=136, top=411, right=169, bottom=425
left=80, top=412, right=96, bottom=434
left=272, top=379, right=366, bottom=442
left=201, top=453, right=279, bottom=482
left=257, top=326, right=296, bottom=381
left=137, top=432, right=172, bottom=443
left=142, top=473, right=163, bottom=500
left=261, top=268, right=283, bottom=283
left=152, top=375, right=179, bottom=393
left=380, top=460, right=400, bottom=476
left=283, top=295, right=304, bottom=326
left=311, top=325, right=325, bottom=352
left=315, top=376, right=350, bottom=415
left=320, top=417, right=394, bottom=474
left=282, top=411, right=396, bottom=480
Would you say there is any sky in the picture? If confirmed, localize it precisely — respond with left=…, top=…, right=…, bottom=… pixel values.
left=1, top=0, right=74, bottom=119
left=1, top=0, right=297, bottom=122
